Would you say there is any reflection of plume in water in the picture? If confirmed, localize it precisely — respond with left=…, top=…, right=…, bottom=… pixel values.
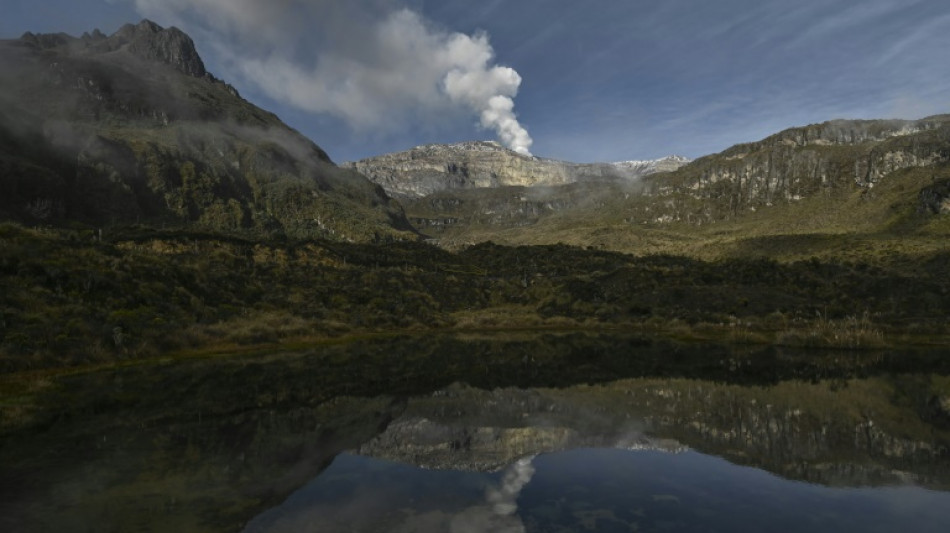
left=449, top=456, right=536, bottom=533
left=488, top=456, right=536, bottom=516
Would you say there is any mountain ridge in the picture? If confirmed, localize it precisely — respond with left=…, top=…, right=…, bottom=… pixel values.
left=0, top=20, right=416, bottom=242
left=638, top=115, right=950, bottom=225
left=19, top=19, right=210, bottom=80
left=344, top=140, right=690, bottom=199
left=387, top=115, right=950, bottom=254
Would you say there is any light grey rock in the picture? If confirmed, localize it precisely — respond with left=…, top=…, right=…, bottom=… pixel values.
left=346, top=141, right=689, bottom=199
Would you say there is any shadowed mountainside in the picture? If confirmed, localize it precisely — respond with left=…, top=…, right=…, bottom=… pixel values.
left=0, top=20, right=416, bottom=242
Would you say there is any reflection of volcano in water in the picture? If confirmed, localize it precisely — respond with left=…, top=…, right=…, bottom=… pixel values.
left=4, top=334, right=950, bottom=533
left=241, top=453, right=536, bottom=533
left=244, top=448, right=950, bottom=533
left=355, top=380, right=950, bottom=489
left=356, top=381, right=687, bottom=473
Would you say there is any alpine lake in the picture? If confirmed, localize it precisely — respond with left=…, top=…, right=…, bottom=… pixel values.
left=2, top=332, right=949, bottom=532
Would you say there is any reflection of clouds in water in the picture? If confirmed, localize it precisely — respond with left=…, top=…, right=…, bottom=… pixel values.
left=244, top=455, right=537, bottom=533
left=450, top=456, right=536, bottom=533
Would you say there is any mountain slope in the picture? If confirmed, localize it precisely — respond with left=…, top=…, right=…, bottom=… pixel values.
left=0, top=20, right=416, bottom=242
left=639, top=116, right=950, bottom=223
left=413, top=117, right=950, bottom=257
left=345, top=140, right=689, bottom=199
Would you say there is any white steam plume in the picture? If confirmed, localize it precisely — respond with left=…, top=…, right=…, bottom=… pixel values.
left=125, top=0, right=533, bottom=155
left=444, top=62, right=533, bottom=156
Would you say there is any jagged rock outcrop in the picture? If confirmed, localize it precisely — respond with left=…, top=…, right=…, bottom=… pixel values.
left=21, top=20, right=208, bottom=79
left=642, top=116, right=950, bottom=223
left=345, top=140, right=689, bottom=199
left=117, top=20, right=208, bottom=78
left=0, top=21, right=415, bottom=242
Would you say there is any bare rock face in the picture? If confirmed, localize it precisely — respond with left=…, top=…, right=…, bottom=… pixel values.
left=117, top=20, right=208, bottom=78
left=641, top=116, right=950, bottom=224
left=345, top=141, right=689, bottom=199
left=20, top=19, right=208, bottom=78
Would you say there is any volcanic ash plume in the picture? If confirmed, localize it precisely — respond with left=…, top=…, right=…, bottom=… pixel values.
left=442, top=39, right=533, bottom=156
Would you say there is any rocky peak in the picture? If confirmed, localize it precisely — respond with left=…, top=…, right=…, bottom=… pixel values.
left=16, top=20, right=207, bottom=78
left=111, top=19, right=207, bottom=78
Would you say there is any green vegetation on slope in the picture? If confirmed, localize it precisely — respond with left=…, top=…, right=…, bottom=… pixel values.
left=401, top=118, right=950, bottom=262
left=0, top=25, right=947, bottom=374
left=1, top=223, right=948, bottom=372
left=0, top=24, right=416, bottom=243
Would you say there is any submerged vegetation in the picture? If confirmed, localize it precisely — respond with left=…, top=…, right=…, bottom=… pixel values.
left=1, top=222, right=948, bottom=372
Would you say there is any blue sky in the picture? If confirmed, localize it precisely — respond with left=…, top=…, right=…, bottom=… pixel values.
left=3, top=1, right=949, bottom=163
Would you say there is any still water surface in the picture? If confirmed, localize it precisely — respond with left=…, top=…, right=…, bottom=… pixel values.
left=1, top=332, right=948, bottom=532
left=247, top=450, right=950, bottom=533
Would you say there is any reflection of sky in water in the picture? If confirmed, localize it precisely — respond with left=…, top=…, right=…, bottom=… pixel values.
left=246, top=449, right=950, bottom=533
left=243, top=453, right=536, bottom=533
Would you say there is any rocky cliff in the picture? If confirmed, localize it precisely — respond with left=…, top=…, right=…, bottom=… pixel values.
left=0, top=21, right=415, bottom=242
left=641, top=116, right=950, bottom=224
left=345, top=140, right=689, bottom=199
left=18, top=19, right=210, bottom=79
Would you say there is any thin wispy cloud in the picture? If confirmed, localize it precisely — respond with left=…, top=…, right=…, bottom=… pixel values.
left=522, top=0, right=950, bottom=161
left=782, top=1, right=901, bottom=50
left=875, top=11, right=950, bottom=67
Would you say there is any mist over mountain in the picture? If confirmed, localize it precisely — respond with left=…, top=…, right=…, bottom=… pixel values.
left=0, top=20, right=416, bottom=242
